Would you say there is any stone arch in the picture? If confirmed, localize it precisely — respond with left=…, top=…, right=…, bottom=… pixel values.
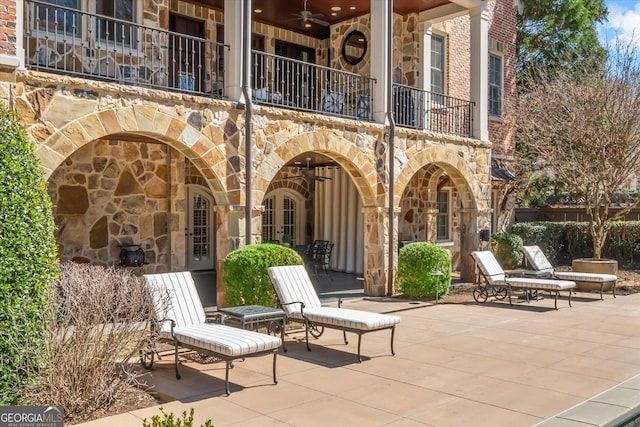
left=36, top=106, right=231, bottom=205
left=255, top=130, right=377, bottom=207
left=395, top=147, right=486, bottom=211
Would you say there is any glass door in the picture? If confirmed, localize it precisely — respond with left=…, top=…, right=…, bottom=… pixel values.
left=262, top=189, right=304, bottom=247
left=187, top=186, right=215, bottom=270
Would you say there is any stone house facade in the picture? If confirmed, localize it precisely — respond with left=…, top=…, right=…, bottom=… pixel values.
left=0, top=0, right=517, bottom=305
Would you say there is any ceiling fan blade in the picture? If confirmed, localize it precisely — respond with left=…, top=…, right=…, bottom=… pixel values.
left=309, top=17, right=330, bottom=26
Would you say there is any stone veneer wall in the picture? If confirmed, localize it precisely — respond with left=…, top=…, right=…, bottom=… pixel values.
left=47, top=138, right=195, bottom=273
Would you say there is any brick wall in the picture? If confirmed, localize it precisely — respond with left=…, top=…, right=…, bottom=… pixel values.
left=0, top=0, right=17, bottom=56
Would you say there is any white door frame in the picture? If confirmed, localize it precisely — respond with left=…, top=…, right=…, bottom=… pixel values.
left=262, top=188, right=306, bottom=246
left=186, top=185, right=216, bottom=270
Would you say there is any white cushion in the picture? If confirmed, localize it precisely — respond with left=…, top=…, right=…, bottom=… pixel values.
left=506, top=277, right=576, bottom=291
left=298, top=307, right=400, bottom=331
left=522, top=245, right=555, bottom=271
left=554, top=271, right=616, bottom=283
left=162, top=324, right=281, bottom=357
left=252, top=87, right=268, bottom=101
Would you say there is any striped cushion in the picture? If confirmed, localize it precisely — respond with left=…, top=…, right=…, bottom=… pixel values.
left=290, top=307, right=400, bottom=331
left=554, top=271, right=616, bottom=284
left=144, top=271, right=207, bottom=332
left=522, top=245, right=555, bottom=271
left=268, top=265, right=322, bottom=315
left=470, top=251, right=506, bottom=285
left=160, top=324, right=281, bottom=357
left=506, top=277, right=576, bottom=291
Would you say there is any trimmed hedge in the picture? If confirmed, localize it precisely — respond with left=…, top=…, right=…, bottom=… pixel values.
left=510, top=221, right=640, bottom=267
left=490, top=232, right=523, bottom=269
left=0, top=106, right=58, bottom=404
left=223, top=243, right=304, bottom=307
left=397, top=242, right=451, bottom=298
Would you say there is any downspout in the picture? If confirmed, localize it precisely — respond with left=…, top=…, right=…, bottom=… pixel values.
left=242, top=0, right=253, bottom=245
left=386, top=0, right=395, bottom=297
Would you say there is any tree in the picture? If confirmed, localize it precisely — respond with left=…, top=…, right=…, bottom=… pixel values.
left=517, top=0, right=608, bottom=81
left=517, top=40, right=640, bottom=258
left=0, top=105, right=58, bottom=403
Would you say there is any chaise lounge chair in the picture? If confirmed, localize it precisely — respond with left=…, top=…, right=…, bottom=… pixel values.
left=471, top=250, right=577, bottom=310
left=141, top=271, right=282, bottom=395
left=267, top=265, right=401, bottom=362
left=522, top=245, right=617, bottom=300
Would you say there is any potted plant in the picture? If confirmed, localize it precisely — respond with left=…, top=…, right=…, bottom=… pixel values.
left=281, top=234, right=293, bottom=247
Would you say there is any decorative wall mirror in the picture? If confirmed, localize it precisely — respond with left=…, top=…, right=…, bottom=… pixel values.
left=342, top=30, right=367, bottom=65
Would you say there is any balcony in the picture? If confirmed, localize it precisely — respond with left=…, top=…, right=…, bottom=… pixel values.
left=251, top=51, right=375, bottom=121
left=23, top=1, right=475, bottom=138
left=393, top=84, right=475, bottom=137
left=24, top=0, right=227, bottom=97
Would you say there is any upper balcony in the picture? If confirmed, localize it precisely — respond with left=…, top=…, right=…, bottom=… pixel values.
left=23, top=0, right=478, bottom=138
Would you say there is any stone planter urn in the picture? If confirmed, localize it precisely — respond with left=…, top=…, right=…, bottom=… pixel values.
left=571, top=258, right=618, bottom=292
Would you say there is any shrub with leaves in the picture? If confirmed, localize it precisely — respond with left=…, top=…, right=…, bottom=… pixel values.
left=223, top=244, right=303, bottom=307
left=27, top=262, right=157, bottom=423
left=142, top=407, right=213, bottom=427
left=491, top=232, right=523, bottom=269
left=397, top=242, right=451, bottom=298
left=0, top=105, right=58, bottom=404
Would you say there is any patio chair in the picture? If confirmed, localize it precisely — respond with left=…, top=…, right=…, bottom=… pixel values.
left=522, top=245, right=617, bottom=300
left=141, top=271, right=281, bottom=395
left=267, top=265, right=401, bottom=362
left=321, top=89, right=345, bottom=115
left=471, top=250, right=577, bottom=310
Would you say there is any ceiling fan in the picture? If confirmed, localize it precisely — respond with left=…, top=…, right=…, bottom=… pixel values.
left=290, top=0, right=329, bottom=27
left=285, top=158, right=332, bottom=182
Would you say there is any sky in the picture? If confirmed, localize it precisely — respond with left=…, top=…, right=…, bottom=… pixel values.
left=600, top=0, right=640, bottom=48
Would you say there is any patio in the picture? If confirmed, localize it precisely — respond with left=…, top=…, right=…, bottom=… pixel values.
left=77, top=284, right=640, bottom=427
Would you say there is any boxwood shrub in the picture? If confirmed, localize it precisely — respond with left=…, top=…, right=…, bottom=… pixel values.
left=397, top=242, right=451, bottom=298
left=223, top=243, right=304, bottom=307
left=0, top=106, right=58, bottom=404
left=490, top=232, right=523, bottom=269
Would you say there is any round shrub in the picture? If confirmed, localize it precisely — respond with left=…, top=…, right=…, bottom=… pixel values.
left=397, top=242, right=451, bottom=298
left=223, top=243, right=304, bottom=307
left=0, top=106, right=58, bottom=404
left=491, top=232, right=523, bottom=269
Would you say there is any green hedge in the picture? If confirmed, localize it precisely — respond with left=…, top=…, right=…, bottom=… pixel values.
left=0, top=106, right=58, bottom=404
left=223, top=244, right=304, bottom=307
left=490, top=232, right=523, bottom=269
left=510, top=221, right=640, bottom=267
left=397, top=242, right=451, bottom=298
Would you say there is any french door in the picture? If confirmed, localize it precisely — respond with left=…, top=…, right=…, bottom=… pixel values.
left=262, top=189, right=304, bottom=246
left=186, top=185, right=215, bottom=270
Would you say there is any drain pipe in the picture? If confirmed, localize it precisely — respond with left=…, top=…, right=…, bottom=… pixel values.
left=386, top=0, right=395, bottom=297
left=242, top=0, right=253, bottom=245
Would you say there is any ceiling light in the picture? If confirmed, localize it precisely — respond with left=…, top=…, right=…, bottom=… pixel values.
left=254, top=8, right=262, bottom=13
left=331, top=6, right=341, bottom=11
left=305, top=23, right=312, bottom=28
left=331, top=12, right=337, bottom=16
left=350, top=6, right=356, bottom=10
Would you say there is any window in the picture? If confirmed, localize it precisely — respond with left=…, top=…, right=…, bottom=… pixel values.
left=489, top=53, right=503, bottom=117
left=36, top=0, right=80, bottom=34
left=431, top=34, right=445, bottom=95
left=95, top=0, right=135, bottom=45
left=436, top=190, right=450, bottom=241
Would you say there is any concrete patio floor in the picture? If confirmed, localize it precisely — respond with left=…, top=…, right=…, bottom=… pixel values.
left=76, top=286, right=640, bottom=427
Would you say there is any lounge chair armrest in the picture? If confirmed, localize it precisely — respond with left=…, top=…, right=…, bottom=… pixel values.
left=156, top=317, right=177, bottom=339
left=280, top=300, right=306, bottom=316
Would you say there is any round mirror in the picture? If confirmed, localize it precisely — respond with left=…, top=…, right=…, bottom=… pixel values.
left=342, top=30, right=367, bottom=65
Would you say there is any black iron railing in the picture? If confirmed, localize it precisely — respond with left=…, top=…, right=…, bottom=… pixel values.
left=392, top=83, right=475, bottom=137
left=24, top=0, right=228, bottom=97
left=252, top=50, right=375, bottom=120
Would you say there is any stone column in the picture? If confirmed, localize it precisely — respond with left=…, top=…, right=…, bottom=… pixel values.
left=362, top=206, right=397, bottom=296
left=470, top=5, right=489, bottom=141
left=425, top=208, right=438, bottom=242
left=459, top=207, right=491, bottom=282
left=169, top=151, right=186, bottom=270
left=224, top=0, right=243, bottom=102
left=214, top=204, right=245, bottom=308
left=369, top=0, right=391, bottom=124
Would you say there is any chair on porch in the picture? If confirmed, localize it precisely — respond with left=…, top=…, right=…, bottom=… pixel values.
left=268, top=264, right=401, bottom=362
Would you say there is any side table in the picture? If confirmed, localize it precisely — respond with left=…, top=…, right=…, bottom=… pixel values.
left=217, top=305, right=286, bottom=351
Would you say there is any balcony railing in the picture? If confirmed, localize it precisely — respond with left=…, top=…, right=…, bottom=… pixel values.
left=24, top=0, right=227, bottom=97
left=392, top=84, right=475, bottom=137
left=252, top=50, right=375, bottom=121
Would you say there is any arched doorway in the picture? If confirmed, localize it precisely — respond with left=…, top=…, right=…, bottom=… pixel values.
left=186, top=185, right=216, bottom=270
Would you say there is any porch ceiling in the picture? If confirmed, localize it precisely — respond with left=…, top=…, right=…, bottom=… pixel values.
left=185, top=0, right=452, bottom=39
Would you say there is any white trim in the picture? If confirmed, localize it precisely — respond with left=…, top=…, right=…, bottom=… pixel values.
left=489, top=52, right=504, bottom=119
left=263, top=188, right=306, bottom=247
